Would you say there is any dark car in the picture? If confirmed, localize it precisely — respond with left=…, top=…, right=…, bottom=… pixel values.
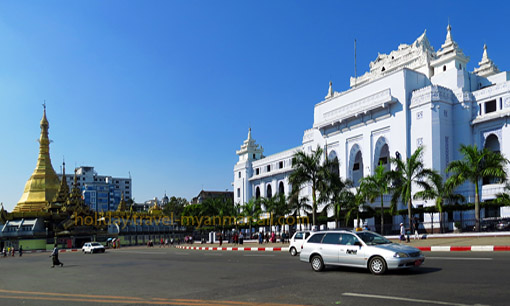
left=495, top=218, right=510, bottom=231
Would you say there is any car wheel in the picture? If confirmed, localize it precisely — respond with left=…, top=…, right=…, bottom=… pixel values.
left=310, top=255, right=324, bottom=272
left=290, top=247, right=297, bottom=256
left=368, top=256, right=387, bottom=275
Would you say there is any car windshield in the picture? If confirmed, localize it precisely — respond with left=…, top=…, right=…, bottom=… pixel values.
left=91, top=243, right=102, bottom=246
left=356, top=232, right=391, bottom=245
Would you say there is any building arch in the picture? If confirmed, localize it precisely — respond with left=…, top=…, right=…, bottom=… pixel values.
left=267, top=184, right=272, bottom=199
left=348, top=144, right=364, bottom=186
left=255, top=187, right=260, bottom=199
left=328, top=150, right=340, bottom=176
left=484, top=133, right=500, bottom=153
left=278, top=181, right=285, bottom=195
left=483, top=133, right=502, bottom=185
left=373, top=137, right=390, bottom=172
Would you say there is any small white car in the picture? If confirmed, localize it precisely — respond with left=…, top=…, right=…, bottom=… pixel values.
left=82, top=242, right=105, bottom=254
left=289, top=231, right=311, bottom=256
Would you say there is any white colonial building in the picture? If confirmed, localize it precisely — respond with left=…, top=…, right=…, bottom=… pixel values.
left=233, top=25, right=510, bottom=232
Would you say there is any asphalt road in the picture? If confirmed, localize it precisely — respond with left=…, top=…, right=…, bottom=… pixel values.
left=0, top=247, right=508, bottom=306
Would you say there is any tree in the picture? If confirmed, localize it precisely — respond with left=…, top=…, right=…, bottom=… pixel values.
left=362, top=163, right=392, bottom=234
left=344, top=181, right=371, bottom=228
left=318, top=156, right=340, bottom=228
left=289, top=145, right=326, bottom=227
left=241, top=198, right=262, bottom=235
left=287, top=185, right=312, bottom=231
left=390, top=146, right=435, bottom=232
left=414, top=171, right=464, bottom=233
left=163, top=196, right=188, bottom=222
left=446, top=144, right=508, bottom=231
left=262, top=194, right=289, bottom=233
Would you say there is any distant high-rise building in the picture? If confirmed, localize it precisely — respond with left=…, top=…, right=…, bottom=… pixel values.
left=58, top=166, right=131, bottom=211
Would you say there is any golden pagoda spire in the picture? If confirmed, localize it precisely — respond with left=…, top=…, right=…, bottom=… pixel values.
left=13, top=104, right=61, bottom=212
left=53, top=160, right=70, bottom=204
left=116, top=192, right=126, bottom=212
left=68, top=168, right=83, bottom=204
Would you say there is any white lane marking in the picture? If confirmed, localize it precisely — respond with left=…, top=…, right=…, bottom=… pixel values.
left=243, top=254, right=275, bottom=257
left=116, top=251, right=170, bottom=255
left=203, top=253, right=223, bottom=256
left=426, top=257, right=493, bottom=261
left=342, top=292, right=488, bottom=306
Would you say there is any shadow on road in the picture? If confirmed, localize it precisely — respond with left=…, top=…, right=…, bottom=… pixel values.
left=320, top=266, right=442, bottom=275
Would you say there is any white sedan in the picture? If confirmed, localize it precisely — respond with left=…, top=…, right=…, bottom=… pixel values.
left=82, top=242, right=106, bottom=254
left=300, top=230, right=424, bottom=275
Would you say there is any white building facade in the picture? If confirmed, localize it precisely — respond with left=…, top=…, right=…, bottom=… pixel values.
left=233, top=26, right=510, bottom=232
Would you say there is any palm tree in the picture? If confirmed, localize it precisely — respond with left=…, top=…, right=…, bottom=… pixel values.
left=344, top=181, right=371, bottom=228
left=362, top=163, right=391, bottom=234
left=446, top=144, right=508, bottom=231
left=289, top=145, right=325, bottom=227
left=390, top=146, right=435, bottom=232
left=287, top=186, right=312, bottom=231
left=414, top=171, right=465, bottom=233
left=241, top=198, right=262, bottom=236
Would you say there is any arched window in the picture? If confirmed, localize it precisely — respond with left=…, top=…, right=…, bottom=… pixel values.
left=378, top=144, right=390, bottom=171
left=483, top=134, right=501, bottom=185
left=485, top=134, right=500, bottom=153
left=443, top=65, right=446, bottom=72
left=328, top=150, right=339, bottom=176
left=255, top=187, right=260, bottom=199
left=278, top=182, right=284, bottom=195
left=267, top=185, right=272, bottom=199
left=352, top=151, right=364, bottom=186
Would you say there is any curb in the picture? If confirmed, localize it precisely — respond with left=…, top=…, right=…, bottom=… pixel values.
left=417, top=246, right=510, bottom=252
left=176, top=246, right=289, bottom=252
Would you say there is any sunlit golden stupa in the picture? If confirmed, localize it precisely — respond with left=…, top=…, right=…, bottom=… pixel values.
left=12, top=104, right=61, bottom=212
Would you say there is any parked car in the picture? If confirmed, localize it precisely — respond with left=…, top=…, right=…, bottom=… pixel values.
left=82, top=242, right=105, bottom=254
left=288, top=231, right=311, bottom=256
left=299, top=230, right=425, bottom=275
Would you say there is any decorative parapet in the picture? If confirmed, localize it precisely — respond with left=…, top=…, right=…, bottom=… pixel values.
left=410, top=85, right=455, bottom=108
left=472, top=81, right=510, bottom=102
left=350, top=31, right=434, bottom=88
left=302, top=128, right=315, bottom=144
left=252, top=146, right=301, bottom=167
left=315, top=89, right=395, bottom=129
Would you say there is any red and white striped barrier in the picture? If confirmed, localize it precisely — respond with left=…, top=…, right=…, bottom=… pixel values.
left=176, top=245, right=510, bottom=252
left=176, top=245, right=289, bottom=252
left=418, top=246, right=510, bottom=252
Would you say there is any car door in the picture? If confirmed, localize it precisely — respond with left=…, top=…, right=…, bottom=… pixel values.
left=338, top=234, right=365, bottom=267
left=320, top=233, right=342, bottom=265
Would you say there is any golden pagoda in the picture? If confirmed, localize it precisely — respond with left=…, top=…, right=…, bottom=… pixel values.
left=13, top=105, right=61, bottom=212
left=116, top=192, right=127, bottom=212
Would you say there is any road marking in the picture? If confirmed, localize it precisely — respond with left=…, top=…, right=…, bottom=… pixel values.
left=243, top=254, right=275, bottom=257
left=0, top=289, right=308, bottom=306
left=426, top=257, right=493, bottom=261
left=342, top=292, right=488, bottom=306
left=203, top=253, right=223, bottom=256
left=116, top=251, right=170, bottom=255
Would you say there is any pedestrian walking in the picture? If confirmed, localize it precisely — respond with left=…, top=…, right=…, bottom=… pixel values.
left=239, top=232, right=244, bottom=245
left=413, top=217, right=420, bottom=240
left=219, top=234, right=223, bottom=246
left=258, top=232, right=263, bottom=244
left=19, top=245, right=23, bottom=257
left=399, top=223, right=405, bottom=242
left=50, top=244, right=63, bottom=268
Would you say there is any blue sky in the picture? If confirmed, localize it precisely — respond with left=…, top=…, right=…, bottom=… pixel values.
left=0, top=0, right=508, bottom=211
